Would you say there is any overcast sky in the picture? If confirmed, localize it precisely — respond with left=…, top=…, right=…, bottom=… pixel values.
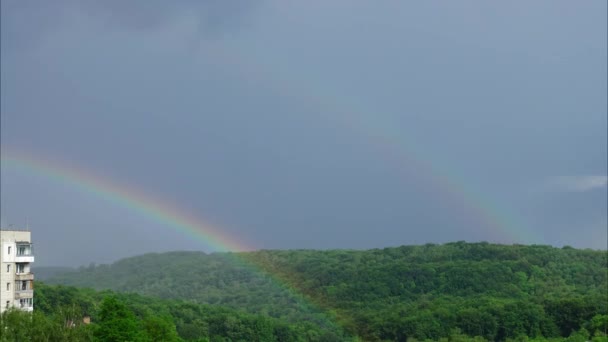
left=1, top=1, right=606, bottom=266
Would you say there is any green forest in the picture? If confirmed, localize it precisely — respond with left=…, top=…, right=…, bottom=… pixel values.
left=5, top=242, right=606, bottom=341
left=0, top=283, right=338, bottom=341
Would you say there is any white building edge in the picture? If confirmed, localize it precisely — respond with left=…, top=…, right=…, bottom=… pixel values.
left=0, top=229, right=35, bottom=313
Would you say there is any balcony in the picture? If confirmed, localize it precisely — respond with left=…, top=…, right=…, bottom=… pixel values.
left=15, top=273, right=34, bottom=281
left=14, top=290, right=33, bottom=299
left=15, top=243, right=34, bottom=263
left=14, top=255, right=34, bottom=263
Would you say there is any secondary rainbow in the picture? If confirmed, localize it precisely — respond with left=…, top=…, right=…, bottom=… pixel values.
left=209, top=44, right=541, bottom=245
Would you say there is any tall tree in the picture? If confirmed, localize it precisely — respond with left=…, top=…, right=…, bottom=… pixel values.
left=95, top=296, right=143, bottom=342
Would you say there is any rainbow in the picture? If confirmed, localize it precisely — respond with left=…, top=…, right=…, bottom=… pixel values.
left=207, top=43, right=541, bottom=245
left=1, top=150, right=247, bottom=253
left=0, top=148, right=346, bottom=333
left=0, top=35, right=544, bottom=337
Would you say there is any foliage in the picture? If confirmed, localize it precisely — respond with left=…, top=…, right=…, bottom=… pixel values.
left=95, top=296, right=144, bottom=341
left=2, top=283, right=342, bottom=341
left=38, top=242, right=608, bottom=341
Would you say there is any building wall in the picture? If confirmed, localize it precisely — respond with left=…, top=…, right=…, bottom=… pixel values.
left=0, top=230, right=34, bottom=313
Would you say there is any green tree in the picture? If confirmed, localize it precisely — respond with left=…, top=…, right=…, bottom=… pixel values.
left=143, top=315, right=180, bottom=342
left=95, top=296, right=143, bottom=342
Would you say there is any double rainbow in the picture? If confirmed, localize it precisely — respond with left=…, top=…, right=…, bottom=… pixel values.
left=1, top=43, right=542, bottom=334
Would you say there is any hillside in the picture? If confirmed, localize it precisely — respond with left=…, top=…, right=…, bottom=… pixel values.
left=44, top=251, right=322, bottom=324
left=45, top=242, right=608, bottom=341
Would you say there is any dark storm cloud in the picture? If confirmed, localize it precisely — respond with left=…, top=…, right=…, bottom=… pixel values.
left=78, top=0, right=259, bottom=34
left=1, top=0, right=259, bottom=50
left=1, top=1, right=606, bottom=266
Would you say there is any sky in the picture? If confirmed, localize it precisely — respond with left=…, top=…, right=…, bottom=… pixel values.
left=1, top=0, right=606, bottom=267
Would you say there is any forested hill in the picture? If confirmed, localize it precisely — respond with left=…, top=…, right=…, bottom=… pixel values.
left=45, top=242, right=608, bottom=341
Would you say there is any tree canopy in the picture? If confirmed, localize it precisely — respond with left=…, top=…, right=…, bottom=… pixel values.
left=28, top=242, right=608, bottom=341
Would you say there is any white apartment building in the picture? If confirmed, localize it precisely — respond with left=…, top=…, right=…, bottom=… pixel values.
left=0, top=229, right=35, bottom=313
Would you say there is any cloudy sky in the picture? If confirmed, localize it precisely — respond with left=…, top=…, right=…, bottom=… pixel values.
left=1, top=1, right=606, bottom=266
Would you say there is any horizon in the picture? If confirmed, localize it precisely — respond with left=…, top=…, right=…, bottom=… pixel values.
left=28, top=240, right=608, bottom=269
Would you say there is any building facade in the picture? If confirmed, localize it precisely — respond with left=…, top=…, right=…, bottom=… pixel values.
left=0, top=229, right=35, bottom=313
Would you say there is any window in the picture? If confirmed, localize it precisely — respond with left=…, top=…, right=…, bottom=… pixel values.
left=6, top=265, right=10, bottom=273
left=16, top=264, right=25, bottom=274
left=16, top=244, right=31, bottom=256
left=7, top=246, right=11, bottom=255
left=19, top=298, right=32, bottom=308
left=6, top=283, right=10, bottom=291
left=5, top=301, right=9, bottom=309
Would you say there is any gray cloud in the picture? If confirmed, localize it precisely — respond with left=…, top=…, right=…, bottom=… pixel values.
left=1, top=1, right=606, bottom=265
left=1, top=0, right=260, bottom=50
left=548, top=176, right=608, bottom=192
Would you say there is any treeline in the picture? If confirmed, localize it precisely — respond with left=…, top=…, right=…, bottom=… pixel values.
left=43, top=242, right=608, bottom=341
left=0, top=282, right=347, bottom=341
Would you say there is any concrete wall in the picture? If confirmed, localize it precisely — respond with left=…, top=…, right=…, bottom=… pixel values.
left=0, top=230, right=33, bottom=313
